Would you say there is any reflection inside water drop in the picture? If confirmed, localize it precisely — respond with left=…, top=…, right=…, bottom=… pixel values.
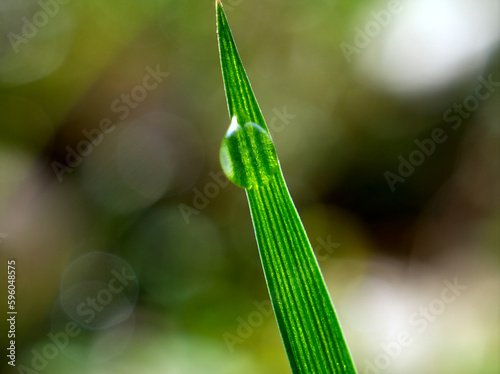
left=220, top=117, right=279, bottom=189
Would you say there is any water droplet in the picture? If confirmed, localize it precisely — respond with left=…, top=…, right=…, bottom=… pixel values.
left=220, top=117, right=279, bottom=189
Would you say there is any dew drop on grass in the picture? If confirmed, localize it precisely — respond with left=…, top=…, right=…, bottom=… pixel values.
left=220, top=116, right=279, bottom=189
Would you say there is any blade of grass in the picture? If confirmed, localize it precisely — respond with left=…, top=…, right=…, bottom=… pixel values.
left=216, top=0, right=266, bottom=131
left=216, top=1, right=357, bottom=373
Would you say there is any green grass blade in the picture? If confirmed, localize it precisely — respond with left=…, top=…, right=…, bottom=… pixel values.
left=216, top=1, right=357, bottom=373
left=216, top=0, right=267, bottom=130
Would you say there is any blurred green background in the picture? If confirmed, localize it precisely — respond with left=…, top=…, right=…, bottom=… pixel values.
left=0, top=0, right=499, bottom=373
